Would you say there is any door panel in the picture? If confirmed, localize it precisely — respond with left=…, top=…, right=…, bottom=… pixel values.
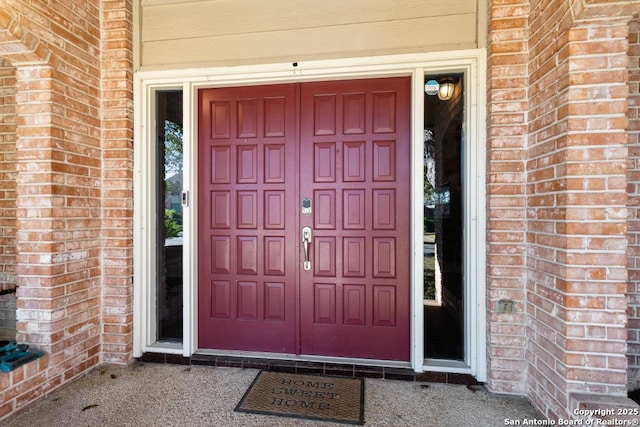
left=198, top=84, right=298, bottom=353
left=299, top=78, right=411, bottom=360
left=198, top=77, right=410, bottom=360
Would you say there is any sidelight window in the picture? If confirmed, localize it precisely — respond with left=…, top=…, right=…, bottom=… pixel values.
left=423, top=74, right=465, bottom=361
left=155, top=90, right=184, bottom=342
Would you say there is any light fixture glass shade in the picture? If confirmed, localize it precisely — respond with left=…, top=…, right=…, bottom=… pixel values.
left=437, top=82, right=455, bottom=101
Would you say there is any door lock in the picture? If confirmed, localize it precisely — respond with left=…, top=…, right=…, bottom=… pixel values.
left=301, top=198, right=312, bottom=215
left=301, top=226, right=312, bottom=271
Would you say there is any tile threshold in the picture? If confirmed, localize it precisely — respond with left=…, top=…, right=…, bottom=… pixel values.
left=138, top=352, right=482, bottom=386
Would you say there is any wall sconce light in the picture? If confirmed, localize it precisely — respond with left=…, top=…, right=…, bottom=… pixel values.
left=425, top=78, right=456, bottom=101
left=437, top=80, right=455, bottom=101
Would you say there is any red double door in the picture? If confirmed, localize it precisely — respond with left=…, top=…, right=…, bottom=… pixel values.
left=198, top=77, right=410, bottom=360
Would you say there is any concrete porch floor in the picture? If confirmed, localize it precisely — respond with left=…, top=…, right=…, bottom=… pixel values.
left=5, top=362, right=544, bottom=426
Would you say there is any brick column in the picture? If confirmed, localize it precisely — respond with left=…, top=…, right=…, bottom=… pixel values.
left=0, top=1, right=106, bottom=419
left=0, top=59, right=16, bottom=292
left=627, top=16, right=640, bottom=392
left=486, top=0, right=530, bottom=395
left=100, top=0, right=135, bottom=365
left=526, top=0, right=634, bottom=418
left=14, top=63, right=103, bottom=378
left=14, top=65, right=60, bottom=351
left=559, top=19, right=630, bottom=396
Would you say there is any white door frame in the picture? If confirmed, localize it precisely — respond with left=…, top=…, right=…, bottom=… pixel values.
left=133, top=50, right=487, bottom=380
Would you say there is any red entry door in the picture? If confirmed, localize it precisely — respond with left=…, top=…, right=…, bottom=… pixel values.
left=198, top=84, right=298, bottom=353
left=299, top=78, right=410, bottom=360
left=198, top=78, right=410, bottom=360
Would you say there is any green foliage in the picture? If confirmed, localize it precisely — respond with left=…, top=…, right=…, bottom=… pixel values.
left=164, top=209, right=182, bottom=238
left=164, top=121, right=183, bottom=173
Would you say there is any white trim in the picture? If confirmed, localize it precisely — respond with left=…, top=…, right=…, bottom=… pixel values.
left=133, top=81, right=186, bottom=356
left=133, top=70, right=143, bottom=358
left=133, top=77, right=157, bottom=357
left=410, top=69, right=425, bottom=372
left=423, top=358, right=472, bottom=374
left=133, top=50, right=487, bottom=380
left=183, top=81, right=198, bottom=357
left=136, top=51, right=484, bottom=86
left=147, top=342, right=183, bottom=354
left=472, top=52, right=488, bottom=382
left=409, top=58, right=487, bottom=381
left=461, top=52, right=487, bottom=382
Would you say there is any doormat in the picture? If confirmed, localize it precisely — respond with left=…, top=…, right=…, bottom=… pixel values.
left=235, top=371, right=365, bottom=425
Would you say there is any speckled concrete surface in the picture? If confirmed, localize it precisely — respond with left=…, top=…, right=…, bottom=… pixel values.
left=6, top=363, right=542, bottom=426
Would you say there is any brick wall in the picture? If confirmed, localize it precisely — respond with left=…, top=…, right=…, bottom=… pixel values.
left=526, top=0, right=632, bottom=420
left=628, top=17, right=640, bottom=392
left=0, top=293, right=16, bottom=340
left=486, top=0, right=529, bottom=395
left=100, top=0, right=134, bottom=366
left=526, top=1, right=575, bottom=418
left=0, top=59, right=16, bottom=292
left=0, top=0, right=134, bottom=419
left=487, top=0, right=638, bottom=420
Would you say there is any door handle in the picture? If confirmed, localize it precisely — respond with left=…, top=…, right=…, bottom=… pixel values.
left=301, top=226, right=312, bottom=271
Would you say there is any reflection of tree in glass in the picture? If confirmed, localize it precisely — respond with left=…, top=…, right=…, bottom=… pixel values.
left=164, top=209, right=182, bottom=238
left=164, top=121, right=183, bottom=174
left=163, top=120, right=183, bottom=238
left=424, top=129, right=436, bottom=206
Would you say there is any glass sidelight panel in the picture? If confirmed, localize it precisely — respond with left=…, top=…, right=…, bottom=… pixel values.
left=423, top=74, right=464, bottom=360
left=156, top=90, right=183, bottom=342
